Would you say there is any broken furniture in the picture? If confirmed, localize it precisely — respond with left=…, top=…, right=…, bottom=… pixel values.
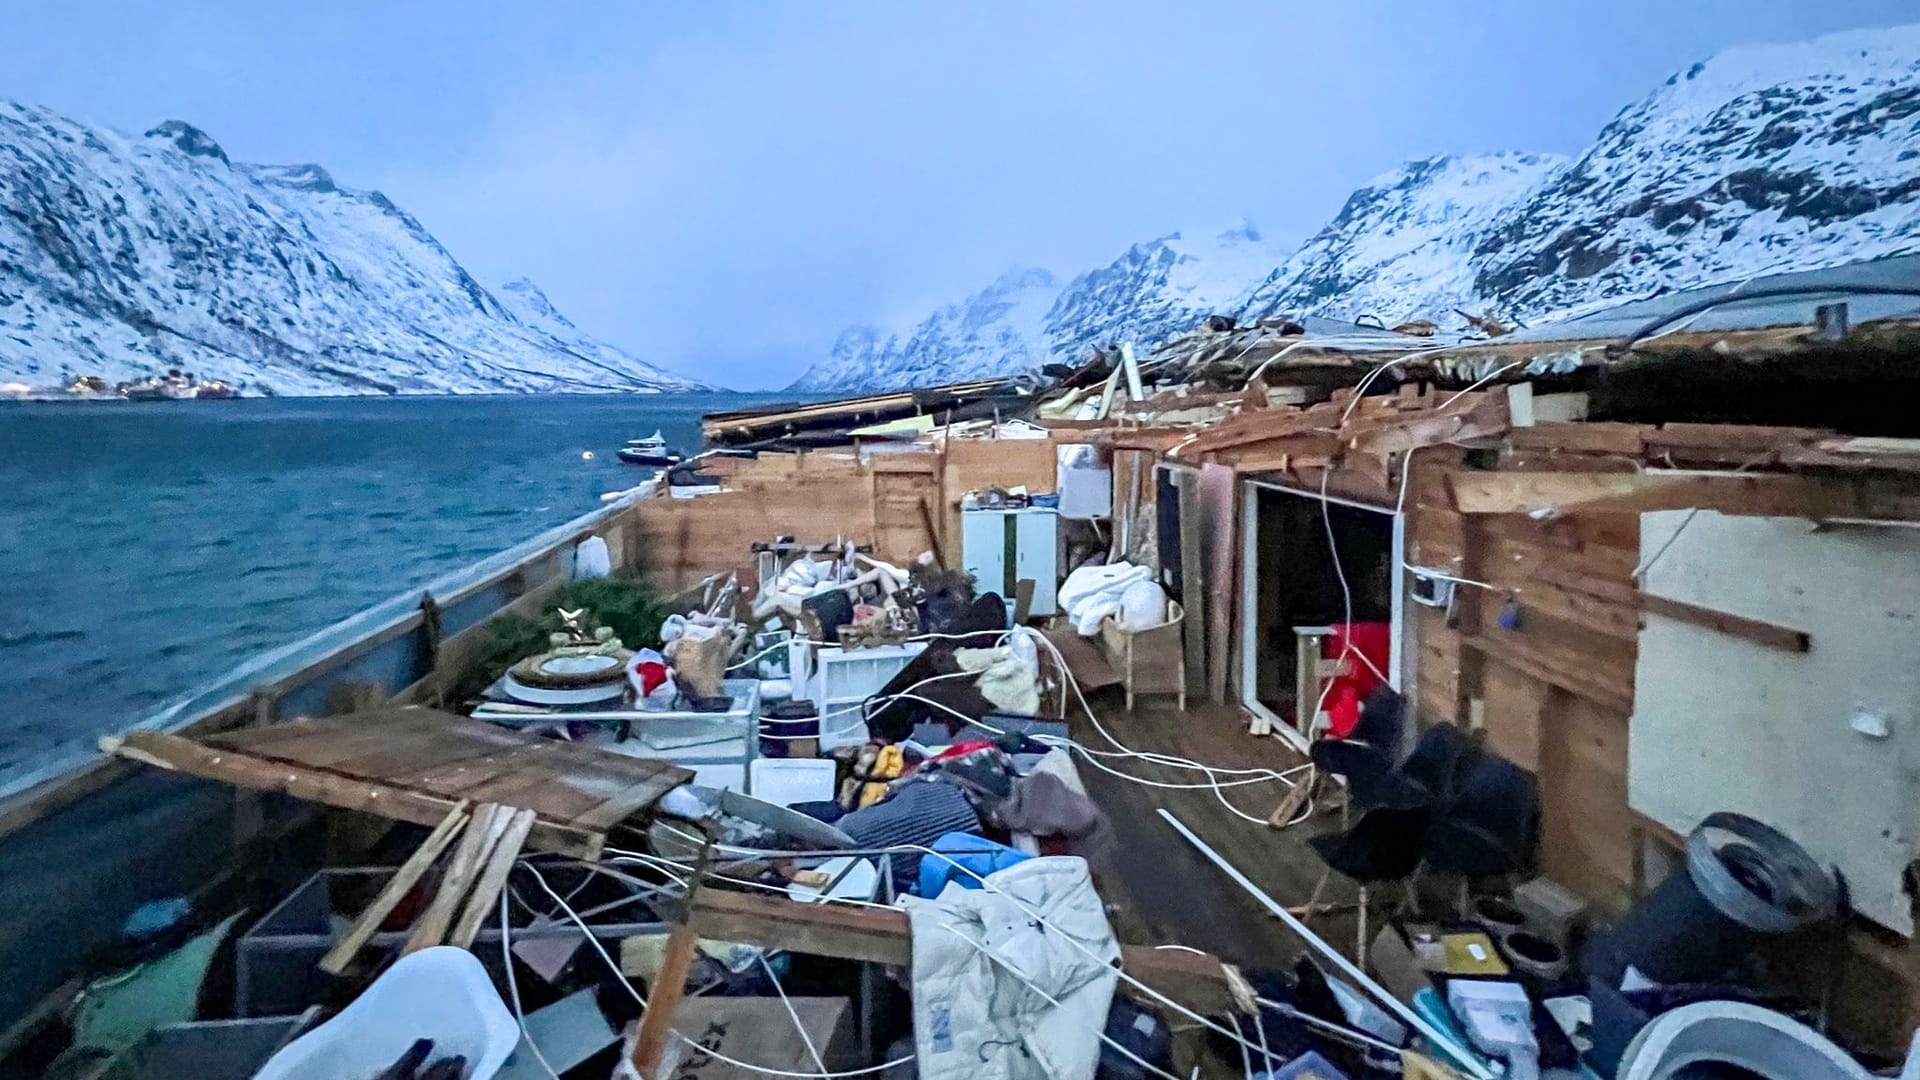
left=1096, top=600, right=1186, bottom=711
left=791, top=641, right=926, bottom=749
left=102, top=706, right=695, bottom=859
left=1293, top=623, right=1390, bottom=740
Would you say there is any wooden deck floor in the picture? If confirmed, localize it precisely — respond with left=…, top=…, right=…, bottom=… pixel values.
left=1069, top=693, right=1363, bottom=974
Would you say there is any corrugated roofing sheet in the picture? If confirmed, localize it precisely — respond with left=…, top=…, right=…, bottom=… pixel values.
left=1503, top=254, right=1920, bottom=344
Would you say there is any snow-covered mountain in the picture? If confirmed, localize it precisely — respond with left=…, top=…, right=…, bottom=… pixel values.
left=1234, top=153, right=1566, bottom=326
left=800, top=23, right=1920, bottom=391
left=1470, top=24, right=1920, bottom=322
left=1245, top=24, right=1920, bottom=329
left=788, top=267, right=1061, bottom=394
left=0, top=102, right=706, bottom=394
left=1043, top=221, right=1288, bottom=365
left=789, top=223, right=1284, bottom=393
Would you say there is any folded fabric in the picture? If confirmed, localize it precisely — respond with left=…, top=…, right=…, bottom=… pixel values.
left=839, top=779, right=982, bottom=889
left=1000, top=772, right=1110, bottom=856
left=954, top=646, right=1041, bottom=716
left=1056, top=563, right=1152, bottom=636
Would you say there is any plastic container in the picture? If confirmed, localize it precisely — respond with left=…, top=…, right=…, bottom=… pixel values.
left=750, top=758, right=837, bottom=807
left=253, top=947, right=519, bottom=1080
left=916, top=832, right=1031, bottom=897
left=805, top=644, right=925, bottom=709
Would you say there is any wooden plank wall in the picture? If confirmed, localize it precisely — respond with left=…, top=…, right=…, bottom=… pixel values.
left=630, top=437, right=1059, bottom=594
left=1406, top=429, right=1920, bottom=1056
left=1404, top=448, right=1643, bottom=913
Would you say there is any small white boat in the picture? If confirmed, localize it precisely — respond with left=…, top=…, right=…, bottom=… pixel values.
left=618, top=430, right=681, bottom=466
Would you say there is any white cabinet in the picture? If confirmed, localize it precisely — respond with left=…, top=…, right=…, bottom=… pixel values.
left=961, top=508, right=1058, bottom=617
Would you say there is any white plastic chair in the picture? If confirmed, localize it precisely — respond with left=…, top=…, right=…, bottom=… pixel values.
left=254, top=946, right=519, bottom=1080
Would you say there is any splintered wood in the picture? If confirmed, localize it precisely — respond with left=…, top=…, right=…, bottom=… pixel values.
left=102, top=706, right=694, bottom=859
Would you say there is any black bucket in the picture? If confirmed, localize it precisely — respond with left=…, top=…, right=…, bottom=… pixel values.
left=1606, top=812, right=1836, bottom=985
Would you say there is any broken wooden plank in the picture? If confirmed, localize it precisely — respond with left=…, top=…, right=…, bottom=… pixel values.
left=1529, top=563, right=1811, bottom=653
left=1639, top=593, right=1812, bottom=654
left=450, top=807, right=537, bottom=948
left=1648, top=422, right=1830, bottom=453
left=1507, top=422, right=1650, bottom=456
left=405, top=802, right=511, bottom=954
left=108, top=709, right=694, bottom=859
left=1460, top=634, right=1635, bottom=715
left=1448, top=470, right=1864, bottom=519
left=318, top=801, right=472, bottom=975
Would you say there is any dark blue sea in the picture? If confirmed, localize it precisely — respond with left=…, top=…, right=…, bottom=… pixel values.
left=0, top=392, right=786, bottom=779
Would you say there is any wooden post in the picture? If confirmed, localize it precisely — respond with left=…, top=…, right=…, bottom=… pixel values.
left=629, top=834, right=714, bottom=1079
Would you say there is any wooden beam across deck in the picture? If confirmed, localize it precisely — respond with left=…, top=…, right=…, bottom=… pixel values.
left=687, top=889, right=1240, bottom=1016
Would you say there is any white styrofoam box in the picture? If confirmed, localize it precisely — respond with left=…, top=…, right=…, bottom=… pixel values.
left=807, top=643, right=924, bottom=709
left=817, top=701, right=870, bottom=753
left=1057, top=444, right=1112, bottom=519
left=750, top=758, right=837, bottom=807
left=692, top=763, right=746, bottom=792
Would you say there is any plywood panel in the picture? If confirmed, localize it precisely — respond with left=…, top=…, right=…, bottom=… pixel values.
left=1631, top=511, right=1920, bottom=933
left=1539, top=690, right=1634, bottom=912
left=1480, top=661, right=1546, bottom=772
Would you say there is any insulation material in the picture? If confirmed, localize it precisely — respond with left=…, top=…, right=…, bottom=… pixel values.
left=1629, top=511, right=1920, bottom=934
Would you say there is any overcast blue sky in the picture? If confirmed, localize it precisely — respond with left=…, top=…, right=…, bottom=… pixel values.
left=6, top=1, right=1915, bottom=388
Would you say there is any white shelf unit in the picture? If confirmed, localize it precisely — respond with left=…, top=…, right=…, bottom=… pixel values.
left=791, top=640, right=927, bottom=750
left=961, top=507, right=1059, bottom=617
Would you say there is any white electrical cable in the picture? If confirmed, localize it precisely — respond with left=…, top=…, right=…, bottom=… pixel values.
left=500, top=886, right=565, bottom=1080
left=570, top=852, right=1195, bottom=1080
left=1228, top=1014, right=1257, bottom=1080
left=760, top=953, right=829, bottom=1076
left=1394, top=443, right=1497, bottom=592
left=519, top=862, right=917, bottom=1079
left=740, top=621, right=1316, bottom=828
left=604, top=843, right=1380, bottom=1069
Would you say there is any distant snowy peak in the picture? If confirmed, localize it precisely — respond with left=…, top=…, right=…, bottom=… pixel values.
left=0, top=100, right=706, bottom=394
left=1237, top=152, right=1566, bottom=327
left=790, top=220, right=1283, bottom=391
left=790, top=267, right=1059, bottom=394
left=1046, top=219, right=1286, bottom=362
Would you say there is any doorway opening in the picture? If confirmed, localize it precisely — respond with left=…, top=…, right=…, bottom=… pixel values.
left=1238, top=480, right=1400, bottom=748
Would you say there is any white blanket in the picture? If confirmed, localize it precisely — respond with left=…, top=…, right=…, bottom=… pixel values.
left=1055, top=563, right=1152, bottom=636
left=903, top=857, right=1119, bottom=1080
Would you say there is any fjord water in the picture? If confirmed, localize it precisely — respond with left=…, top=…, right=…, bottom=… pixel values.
left=0, top=392, right=775, bottom=779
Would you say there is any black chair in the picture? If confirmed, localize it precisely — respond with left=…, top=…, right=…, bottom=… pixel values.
left=1304, top=719, right=1539, bottom=961
left=1424, top=751, right=1539, bottom=880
